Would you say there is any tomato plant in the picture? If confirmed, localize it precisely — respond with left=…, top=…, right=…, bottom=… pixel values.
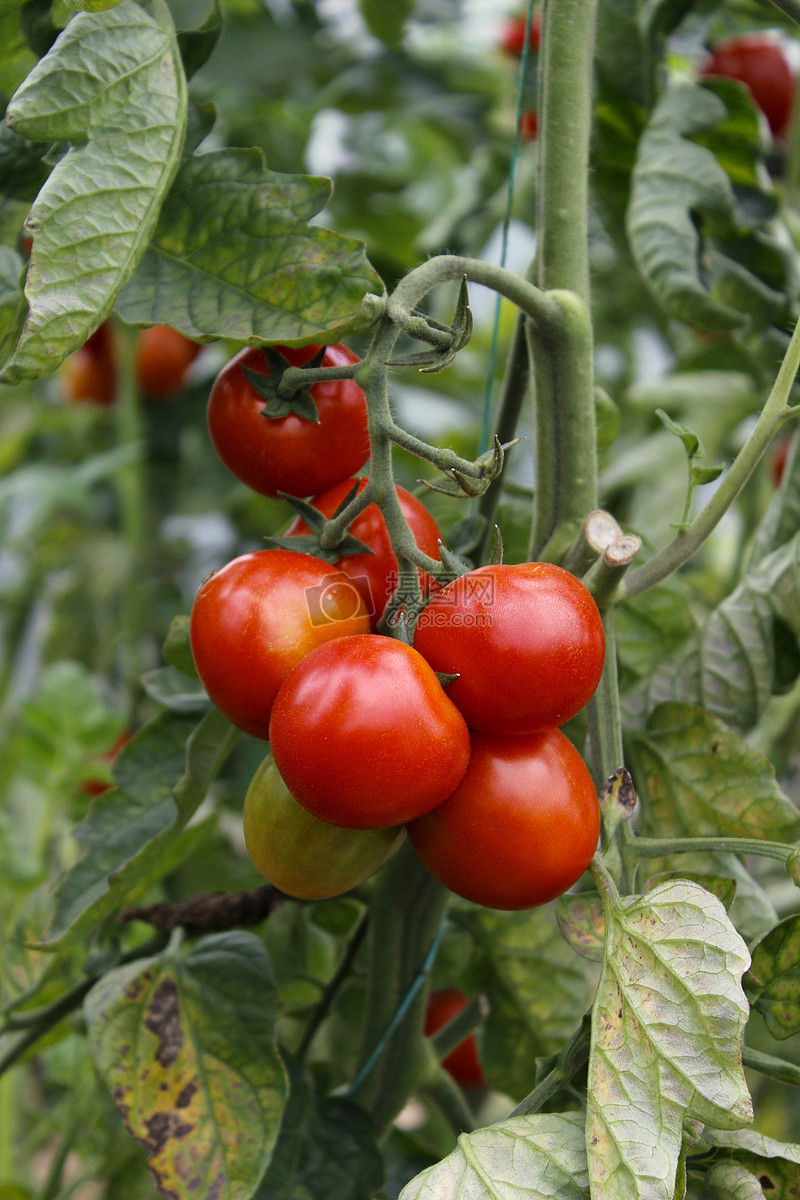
left=424, top=989, right=486, bottom=1089
left=206, top=343, right=370, bottom=498
left=407, top=728, right=599, bottom=910
left=134, top=325, right=200, bottom=396
left=701, top=34, right=796, bottom=135
left=413, top=563, right=605, bottom=734
left=189, top=548, right=371, bottom=738
left=243, top=754, right=403, bottom=900
left=6, top=1, right=800, bottom=1197
left=268, top=635, right=471, bottom=828
left=286, top=477, right=442, bottom=627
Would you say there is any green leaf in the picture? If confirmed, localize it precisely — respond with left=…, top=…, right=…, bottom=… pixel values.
left=750, top=432, right=800, bottom=567
left=0, top=246, right=27, bottom=369
left=1, top=0, right=188, bottom=383
left=556, top=893, right=605, bottom=963
left=587, top=879, right=752, bottom=1200
left=627, top=84, right=750, bottom=332
left=615, top=577, right=696, bottom=681
left=140, top=666, right=209, bottom=714
left=630, top=533, right=800, bottom=733
left=161, top=614, right=198, bottom=679
left=399, top=1111, right=589, bottom=1200
left=254, top=1052, right=383, bottom=1200
left=84, top=932, right=287, bottom=1200
left=465, top=906, right=590, bottom=1098
left=0, top=0, right=36, bottom=97
left=176, top=1, right=221, bottom=80
left=0, top=124, right=51, bottom=201
left=43, top=708, right=239, bottom=946
left=62, top=0, right=123, bottom=11
left=655, top=408, right=702, bottom=458
left=628, top=701, right=800, bottom=842
left=358, top=0, right=413, bottom=47
left=747, top=914, right=800, bottom=1039
left=115, top=147, right=385, bottom=346
left=698, top=1129, right=800, bottom=1198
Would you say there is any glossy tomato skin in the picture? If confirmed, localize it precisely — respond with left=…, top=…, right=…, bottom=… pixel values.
left=424, top=988, right=486, bottom=1088
left=702, top=35, right=795, bottom=135
left=269, top=635, right=471, bottom=829
left=135, top=325, right=200, bottom=396
left=413, top=562, right=605, bottom=735
left=207, top=344, right=370, bottom=498
left=408, top=728, right=600, bottom=910
left=190, top=549, right=371, bottom=739
left=286, top=477, right=442, bottom=628
left=243, top=755, right=403, bottom=900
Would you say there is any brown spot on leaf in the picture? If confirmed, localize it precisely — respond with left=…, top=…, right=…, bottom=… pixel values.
left=141, top=1110, right=195, bottom=1156
left=711, top=740, right=721, bottom=756
left=148, top=1165, right=180, bottom=1200
left=144, top=978, right=182, bottom=1067
left=207, top=1174, right=226, bottom=1200
left=759, top=1176, right=775, bottom=1190
left=176, top=1080, right=198, bottom=1109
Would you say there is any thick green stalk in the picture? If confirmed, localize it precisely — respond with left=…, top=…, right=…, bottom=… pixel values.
left=534, top=0, right=598, bottom=301
left=351, top=842, right=449, bottom=1136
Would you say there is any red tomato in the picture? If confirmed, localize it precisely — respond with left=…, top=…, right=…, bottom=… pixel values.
left=135, top=325, right=200, bottom=396
left=62, top=322, right=116, bottom=406
left=207, top=344, right=370, bottom=498
left=408, top=728, right=600, bottom=910
left=268, top=635, right=471, bottom=829
left=189, top=549, right=371, bottom=739
left=413, top=562, right=605, bottom=735
left=770, top=437, right=791, bottom=487
left=285, top=478, right=442, bottom=629
left=499, top=11, right=541, bottom=57
left=81, top=731, right=132, bottom=797
left=519, top=109, right=538, bottom=140
left=424, top=988, right=486, bottom=1088
left=701, top=35, right=795, bottom=135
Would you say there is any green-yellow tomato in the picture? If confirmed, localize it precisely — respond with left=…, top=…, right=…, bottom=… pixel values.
left=243, top=756, right=404, bottom=900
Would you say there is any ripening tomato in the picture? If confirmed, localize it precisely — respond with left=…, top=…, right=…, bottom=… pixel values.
left=135, top=326, right=201, bottom=396
left=243, top=755, right=403, bottom=899
left=408, top=728, right=600, bottom=910
left=189, top=549, right=371, bottom=739
left=499, top=11, right=541, bottom=57
left=62, top=322, right=116, bottom=406
left=207, top=343, right=370, bottom=498
left=269, top=635, right=471, bottom=829
left=413, top=562, right=605, bottom=735
left=701, top=35, right=795, bottom=135
left=286, top=478, right=442, bottom=628
left=424, top=988, right=486, bottom=1088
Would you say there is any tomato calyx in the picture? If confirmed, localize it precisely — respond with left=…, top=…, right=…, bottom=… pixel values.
left=266, top=487, right=375, bottom=563
left=421, top=435, right=521, bottom=499
left=387, top=277, right=473, bottom=374
left=241, top=345, right=327, bottom=422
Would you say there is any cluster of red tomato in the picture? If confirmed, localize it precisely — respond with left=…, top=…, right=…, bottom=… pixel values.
left=189, top=341, right=605, bottom=912
left=62, top=322, right=201, bottom=404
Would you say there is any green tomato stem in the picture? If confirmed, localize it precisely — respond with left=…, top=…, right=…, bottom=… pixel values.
left=508, top=1013, right=592, bottom=1117
left=742, top=1045, right=800, bottom=1087
left=350, top=842, right=450, bottom=1137
left=627, top=834, right=796, bottom=864
left=624, top=317, right=800, bottom=599
left=296, top=910, right=369, bottom=1064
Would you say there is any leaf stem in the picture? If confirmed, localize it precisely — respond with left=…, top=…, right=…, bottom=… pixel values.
left=508, top=1014, right=592, bottom=1116
left=627, top=834, right=796, bottom=864
left=624, top=317, right=800, bottom=599
left=296, top=910, right=369, bottom=1063
left=742, top=1045, right=800, bottom=1086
